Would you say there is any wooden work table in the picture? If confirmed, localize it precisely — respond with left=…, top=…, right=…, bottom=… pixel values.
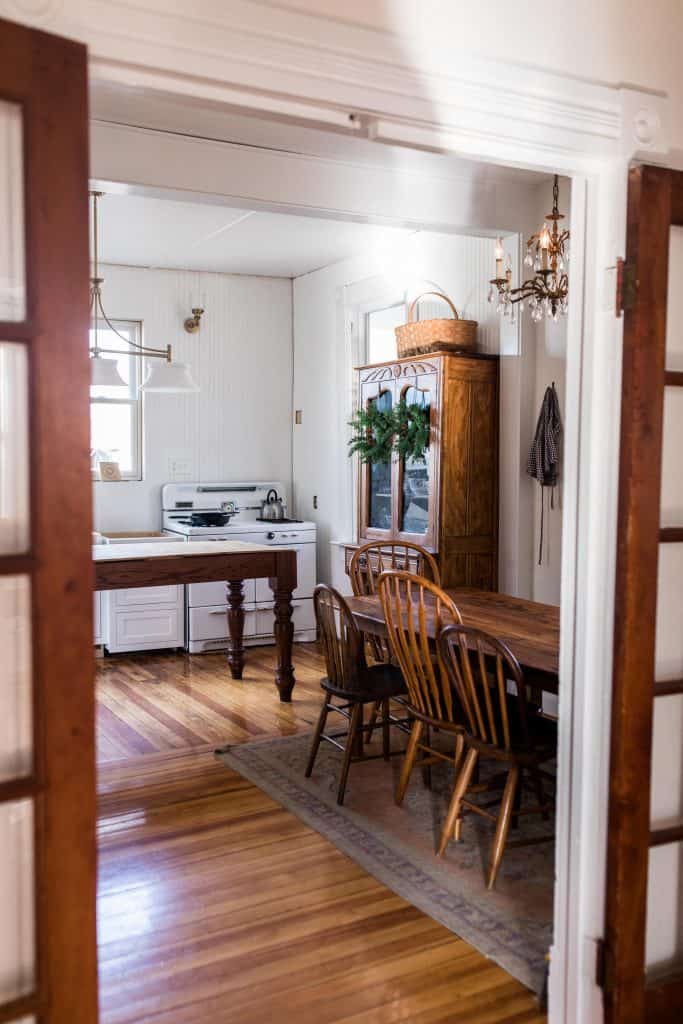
left=347, top=587, right=560, bottom=694
left=93, top=540, right=298, bottom=701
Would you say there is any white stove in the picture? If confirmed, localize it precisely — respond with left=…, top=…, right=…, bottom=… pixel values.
left=162, top=482, right=317, bottom=653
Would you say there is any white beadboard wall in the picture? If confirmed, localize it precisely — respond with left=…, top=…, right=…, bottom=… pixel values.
left=93, top=264, right=293, bottom=532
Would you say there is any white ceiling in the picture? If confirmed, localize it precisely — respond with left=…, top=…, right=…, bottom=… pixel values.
left=94, top=193, right=415, bottom=278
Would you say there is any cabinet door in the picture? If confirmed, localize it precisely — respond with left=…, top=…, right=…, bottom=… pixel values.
left=358, top=380, right=395, bottom=539
left=395, top=374, right=438, bottom=547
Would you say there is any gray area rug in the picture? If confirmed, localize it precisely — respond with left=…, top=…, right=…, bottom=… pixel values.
left=216, top=730, right=554, bottom=993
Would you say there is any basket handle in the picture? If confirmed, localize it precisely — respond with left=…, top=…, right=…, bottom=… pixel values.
left=407, top=292, right=460, bottom=323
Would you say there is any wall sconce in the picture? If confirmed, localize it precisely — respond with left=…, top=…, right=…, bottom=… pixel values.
left=184, top=307, right=204, bottom=333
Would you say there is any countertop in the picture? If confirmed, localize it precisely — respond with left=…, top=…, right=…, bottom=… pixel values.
left=92, top=540, right=273, bottom=561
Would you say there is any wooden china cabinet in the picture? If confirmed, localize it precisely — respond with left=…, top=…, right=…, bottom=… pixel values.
left=347, top=351, right=499, bottom=589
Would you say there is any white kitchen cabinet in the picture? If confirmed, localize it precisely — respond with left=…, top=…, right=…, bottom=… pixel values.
left=104, top=585, right=185, bottom=654
left=94, top=592, right=103, bottom=645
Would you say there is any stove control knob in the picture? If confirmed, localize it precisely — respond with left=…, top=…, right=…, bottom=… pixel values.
left=267, top=531, right=276, bottom=540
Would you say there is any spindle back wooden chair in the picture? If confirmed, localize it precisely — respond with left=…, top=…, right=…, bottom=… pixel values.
left=376, top=570, right=465, bottom=808
left=349, top=541, right=440, bottom=664
left=438, top=623, right=555, bottom=889
left=306, top=584, right=406, bottom=805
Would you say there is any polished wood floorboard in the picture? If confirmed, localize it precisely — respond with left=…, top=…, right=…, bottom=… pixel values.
left=96, top=644, right=324, bottom=763
left=96, top=645, right=546, bottom=1023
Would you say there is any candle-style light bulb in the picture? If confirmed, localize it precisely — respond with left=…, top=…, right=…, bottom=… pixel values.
left=495, top=237, right=504, bottom=280
left=540, top=223, right=551, bottom=270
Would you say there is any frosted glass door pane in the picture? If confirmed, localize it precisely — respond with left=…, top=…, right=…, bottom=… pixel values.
left=0, top=101, right=25, bottom=321
left=647, top=227, right=683, bottom=971
left=0, top=576, right=32, bottom=781
left=0, top=343, right=29, bottom=553
left=0, top=800, right=34, bottom=1002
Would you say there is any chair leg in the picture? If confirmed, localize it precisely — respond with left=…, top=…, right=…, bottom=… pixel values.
left=395, top=719, right=424, bottom=806
left=305, top=699, right=329, bottom=778
left=438, top=748, right=478, bottom=856
left=382, top=698, right=391, bottom=761
left=453, top=732, right=465, bottom=841
left=511, top=771, right=522, bottom=831
left=421, top=723, right=432, bottom=790
left=337, top=701, right=362, bottom=806
left=530, top=764, right=551, bottom=821
left=487, top=764, right=520, bottom=890
left=365, top=700, right=381, bottom=743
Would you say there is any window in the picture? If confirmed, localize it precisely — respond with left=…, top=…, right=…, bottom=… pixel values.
left=90, top=320, right=143, bottom=480
left=365, top=303, right=406, bottom=364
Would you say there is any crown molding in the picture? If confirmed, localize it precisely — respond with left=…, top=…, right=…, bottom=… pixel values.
left=1, top=0, right=670, bottom=167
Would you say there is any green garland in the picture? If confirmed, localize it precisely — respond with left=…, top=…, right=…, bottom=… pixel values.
left=347, top=403, right=396, bottom=464
left=348, top=399, right=430, bottom=465
left=394, top=398, right=430, bottom=464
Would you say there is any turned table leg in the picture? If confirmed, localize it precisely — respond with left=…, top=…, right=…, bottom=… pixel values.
left=269, top=549, right=297, bottom=702
left=226, top=579, right=245, bottom=679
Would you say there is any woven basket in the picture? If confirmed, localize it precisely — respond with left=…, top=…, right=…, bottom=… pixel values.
left=395, top=292, right=477, bottom=357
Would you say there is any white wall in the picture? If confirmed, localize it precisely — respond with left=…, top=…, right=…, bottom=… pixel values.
left=269, top=0, right=683, bottom=154
left=92, top=264, right=293, bottom=532
left=293, top=229, right=537, bottom=588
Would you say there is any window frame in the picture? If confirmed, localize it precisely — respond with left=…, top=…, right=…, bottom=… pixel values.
left=89, top=318, right=144, bottom=482
left=361, top=299, right=407, bottom=366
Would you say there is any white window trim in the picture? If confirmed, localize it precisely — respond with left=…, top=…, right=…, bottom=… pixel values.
left=90, top=319, right=144, bottom=482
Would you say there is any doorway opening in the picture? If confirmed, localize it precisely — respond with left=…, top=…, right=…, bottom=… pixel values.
left=90, top=133, right=572, bottom=1022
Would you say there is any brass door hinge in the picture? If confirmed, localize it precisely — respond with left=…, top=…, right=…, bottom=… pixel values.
left=616, top=258, right=638, bottom=317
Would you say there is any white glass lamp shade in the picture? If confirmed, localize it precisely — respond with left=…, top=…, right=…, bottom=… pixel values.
left=139, top=360, right=199, bottom=393
left=91, top=354, right=126, bottom=388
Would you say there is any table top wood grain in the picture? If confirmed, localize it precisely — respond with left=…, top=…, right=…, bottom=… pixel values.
left=346, top=587, right=560, bottom=692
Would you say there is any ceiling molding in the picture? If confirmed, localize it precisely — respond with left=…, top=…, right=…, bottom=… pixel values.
left=1, top=0, right=670, bottom=167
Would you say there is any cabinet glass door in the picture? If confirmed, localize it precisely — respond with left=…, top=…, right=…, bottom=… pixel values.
left=368, top=387, right=393, bottom=530
left=399, top=383, right=431, bottom=536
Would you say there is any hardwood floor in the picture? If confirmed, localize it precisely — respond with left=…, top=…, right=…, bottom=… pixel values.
left=96, top=644, right=546, bottom=1023
left=96, top=644, right=324, bottom=762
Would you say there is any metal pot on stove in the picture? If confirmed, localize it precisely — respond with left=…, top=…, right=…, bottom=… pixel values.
left=188, top=511, right=232, bottom=527
left=260, top=488, right=286, bottom=521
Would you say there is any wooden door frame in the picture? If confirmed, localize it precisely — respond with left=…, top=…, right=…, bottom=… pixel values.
left=0, top=17, right=95, bottom=1024
left=604, top=163, right=683, bottom=1024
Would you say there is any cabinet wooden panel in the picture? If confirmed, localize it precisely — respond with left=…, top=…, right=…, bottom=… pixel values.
left=352, top=351, right=498, bottom=591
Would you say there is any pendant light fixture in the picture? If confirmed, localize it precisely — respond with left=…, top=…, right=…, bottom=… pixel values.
left=487, top=174, right=570, bottom=324
left=89, top=190, right=200, bottom=393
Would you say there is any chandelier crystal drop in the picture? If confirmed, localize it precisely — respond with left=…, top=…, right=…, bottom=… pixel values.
left=488, top=174, right=569, bottom=322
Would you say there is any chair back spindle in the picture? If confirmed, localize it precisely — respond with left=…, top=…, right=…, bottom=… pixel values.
left=377, top=571, right=462, bottom=724
left=438, top=624, right=530, bottom=752
left=350, top=541, right=440, bottom=597
left=314, top=584, right=367, bottom=694
left=350, top=543, right=441, bottom=664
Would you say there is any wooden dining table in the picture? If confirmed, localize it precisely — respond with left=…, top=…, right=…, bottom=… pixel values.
left=346, top=587, right=560, bottom=694
left=93, top=540, right=298, bottom=700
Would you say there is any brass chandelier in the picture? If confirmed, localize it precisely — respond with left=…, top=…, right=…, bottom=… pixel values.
left=488, top=174, right=569, bottom=324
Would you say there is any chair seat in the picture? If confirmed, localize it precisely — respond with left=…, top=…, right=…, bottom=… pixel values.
left=321, top=663, right=407, bottom=703
left=467, top=705, right=558, bottom=763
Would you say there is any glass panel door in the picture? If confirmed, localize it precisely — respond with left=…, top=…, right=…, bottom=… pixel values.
left=398, top=382, right=432, bottom=536
left=367, top=387, right=393, bottom=530
left=0, top=18, right=95, bottom=1024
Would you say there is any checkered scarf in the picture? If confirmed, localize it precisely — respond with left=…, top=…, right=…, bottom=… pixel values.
left=527, top=383, right=562, bottom=563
